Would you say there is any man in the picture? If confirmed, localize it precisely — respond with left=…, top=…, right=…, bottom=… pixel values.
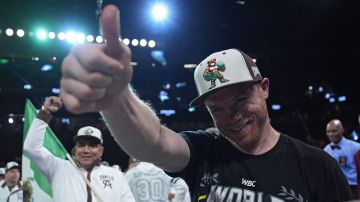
left=59, top=5, right=353, bottom=201
left=125, top=158, right=172, bottom=202
left=324, top=119, right=360, bottom=198
left=0, top=161, right=22, bottom=202
left=23, top=96, right=135, bottom=202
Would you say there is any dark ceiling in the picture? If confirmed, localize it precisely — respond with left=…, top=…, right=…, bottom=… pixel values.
left=0, top=0, right=359, bottom=165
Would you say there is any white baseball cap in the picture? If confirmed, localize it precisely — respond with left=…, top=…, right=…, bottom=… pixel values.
left=5, top=161, right=20, bottom=172
left=75, top=126, right=103, bottom=144
left=0, top=167, right=5, bottom=175
left=190, top=49, right=262, bottom=107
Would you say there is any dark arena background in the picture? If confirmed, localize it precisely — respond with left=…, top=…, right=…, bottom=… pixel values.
left=1, top=0, right=359, bottom=170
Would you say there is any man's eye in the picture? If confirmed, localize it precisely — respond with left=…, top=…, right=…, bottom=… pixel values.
left=236, top=97, right=247, bottom=103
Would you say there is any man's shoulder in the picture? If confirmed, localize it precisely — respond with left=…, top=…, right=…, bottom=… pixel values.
left=282, top=134, right=333, bottom=163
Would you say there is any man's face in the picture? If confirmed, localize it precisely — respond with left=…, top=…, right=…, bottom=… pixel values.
left=326, top=122, right=343, bottom=144
left=205, top=80, right=269, bottom=150
left=5, top=168, right=20, bottom=184
left=75, top=139, right=103, bottom=170
left=0, top=174, right=5, bottom=181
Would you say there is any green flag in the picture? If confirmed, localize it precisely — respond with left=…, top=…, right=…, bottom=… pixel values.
left=22, top=99, right=68, bottom=200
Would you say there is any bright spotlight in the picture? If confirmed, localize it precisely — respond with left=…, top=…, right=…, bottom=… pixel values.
left=41, top=64, right=53, bottom=71
left=77, top=33, right=85, bottom=43
left=131, top=39, right=139, bottom=46
left=140, top=39, right=147, bottom=47
left=58, top=32, right=66, bottom=40
left=96, top=36, right=103, bottom=43
left=66, top=31, right=76, bottom=43
left=37, top=30, right=47, bottom=40
left=123, top=38, right=130, bottom=45
left=152, top=4, right=168, bottom=21
left=24, top=84, right=32, bottom=90
left=6, top=28, right=14, bottom=36
left=8, top=117, right=14, bottom=124
left=48, top=32, right=56, bottom=39
left=16, top=29, right=25, bottom=37
left=148, top=40, right=156, bottom=48
left=86, top=35, right=94, bottom=42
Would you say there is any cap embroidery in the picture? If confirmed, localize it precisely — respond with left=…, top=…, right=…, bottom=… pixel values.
left=203, top=58, right=230, bottom=89
left=83, top=128, right=94, bottom=136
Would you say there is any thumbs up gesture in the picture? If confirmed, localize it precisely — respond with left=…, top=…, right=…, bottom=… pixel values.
left=60, top=5, right=132, bottom=114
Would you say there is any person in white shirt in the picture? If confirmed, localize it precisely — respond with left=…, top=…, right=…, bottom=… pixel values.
left=168, top=177, right=191, bottom=202
left=0, top=162, right=23, bottom=202
left=23, top=96, right=135, bottom=202
left=125, top=158, right=172, bottom=202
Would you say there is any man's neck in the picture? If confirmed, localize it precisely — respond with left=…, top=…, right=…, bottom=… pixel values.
left=6, top=181, right=17, bottom=188
left=229, top=122, right=280, bottom=155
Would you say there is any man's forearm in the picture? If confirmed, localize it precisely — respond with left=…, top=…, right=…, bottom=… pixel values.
left=101, top=87, right=164, bottom=160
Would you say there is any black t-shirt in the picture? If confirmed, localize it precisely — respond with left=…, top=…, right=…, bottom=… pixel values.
left=169, top=131, right=353, bottom=202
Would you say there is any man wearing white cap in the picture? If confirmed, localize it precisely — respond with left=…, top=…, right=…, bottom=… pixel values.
left=59, top=5, right=353, bottom=201
left=0, top=161, right=22, bottom=202
left=23, top=96, right=135, bottom=202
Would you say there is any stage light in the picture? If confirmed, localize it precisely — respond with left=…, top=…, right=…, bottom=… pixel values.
left=77, top=33, right=85, bottom=43
left=52, top=88, right=60, bottom=94
left=0, top=58, right=9, bottom=65
left=152, top=4, right=168, bottom=21
left=48, top=32, right=56, bottom=39
left=123, top=38, right=130, bottom=45
left=159, top=109, right=176, bottom=116
left=8, top=117, right=14, bottom=124
left=37, top=29, right=47, bottom=40
left=325, top=93, right=331, bottom=99
left=184, top=64, right=197, bottom=68
left=140, top=39, right=147, bottom=46
left=66, top=31, right=76, bottom=43
left=329, top=97, right=335, bottom=103
left=148, top=40, right=156, bottom=48
left=6, top=28, right=14, bottom=36
left=175, top=82, right=187, bottom=88
left=96, top=36, right=103, bottom=43
left=271, top=104, right=281, bottom=110
left=318, top=86, right=323, bottom=92
left=24, top=84, right=32, bottom=90
left=58, top=32, right=66, bottom=40
left=41, top=64, right=53, bottom=71
left=131, top=39, right=139, bottom=46
left=188, top=107, right=195, bottom=112
left=159, top=91, right=169, bottom=101
left=87, top=35, right=94, bottom=42
left=16, top=29, right=25, bottom=37
left=338, top=96, right=346, bottom=102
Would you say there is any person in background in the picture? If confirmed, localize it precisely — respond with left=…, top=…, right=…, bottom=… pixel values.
left=324, top=119, right=360, bottom=199
left=125, top=158, right=172, bottom=202
left=23, top=96, right=135, bottom=202
left=168, top=177, right=191, bottom=202
left=0, top=161, right=22, bottom=202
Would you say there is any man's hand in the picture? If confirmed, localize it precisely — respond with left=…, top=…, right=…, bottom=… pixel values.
left=60, top=5, right=132, bottom=114
left=43, top=96, right=62, bottom=114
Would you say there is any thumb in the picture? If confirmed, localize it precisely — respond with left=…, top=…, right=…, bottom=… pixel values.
left=100, top=5, right=123, bottom=58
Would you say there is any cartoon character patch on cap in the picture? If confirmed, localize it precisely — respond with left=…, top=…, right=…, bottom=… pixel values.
left=203, top=58, right=230, bottom=89
left=84, top=128, right=94, bottom=136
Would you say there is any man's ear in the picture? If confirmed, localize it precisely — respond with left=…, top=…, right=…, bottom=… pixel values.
left=260, top=78, right=270, bottom=99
